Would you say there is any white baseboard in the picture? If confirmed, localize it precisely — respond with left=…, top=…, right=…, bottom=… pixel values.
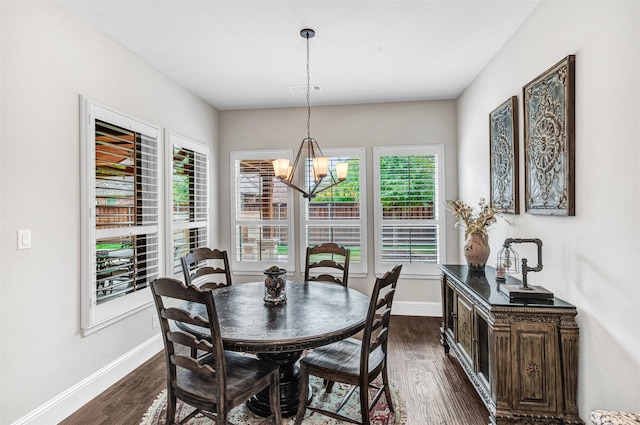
left=11, top=334, right=163, bottom=425
left=392, top=300, right=441, bottom=317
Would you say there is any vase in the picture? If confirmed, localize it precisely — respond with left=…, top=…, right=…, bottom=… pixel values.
left=464, top=232, right=490, bottom=271
left=263, top=268, right=287, bottom=305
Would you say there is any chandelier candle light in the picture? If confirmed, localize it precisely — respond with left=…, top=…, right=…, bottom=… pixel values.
left=272, top=29, right=348, bottom=199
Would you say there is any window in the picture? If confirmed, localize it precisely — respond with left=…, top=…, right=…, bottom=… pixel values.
left=167, top=132, right=208, bottom=278
left=301, top=147, right=367, bottom=275
left=81, top=97, right=160, bottom=335
left=230, top=150, right=294, bottom=273
left=373, top=145, right=445, bottom=277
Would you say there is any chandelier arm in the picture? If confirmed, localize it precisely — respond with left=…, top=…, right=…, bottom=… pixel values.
left=308, top=175, right=327, bottom=195
left=279, top=177, right=309, bottom=196
left=312, top=177, right=343, bottom=196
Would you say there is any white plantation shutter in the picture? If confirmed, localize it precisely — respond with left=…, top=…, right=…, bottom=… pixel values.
left=230, top=150, right=294, bottom=273
left=373, top=145, right=445, bottom=277
left=302, top=147, right=367, bottom=274
left=169, top=133, right=208, bottom=277
left=81, top=97, right=160, bottom=335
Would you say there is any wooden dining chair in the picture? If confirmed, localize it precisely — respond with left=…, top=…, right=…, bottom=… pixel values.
left=304, top=243, right=351, bottom=287
left=181, top=247, right=232, bottom=290
left=293, top=264, right=402, bottom=425
left=151, top=277, right=282, bottom=425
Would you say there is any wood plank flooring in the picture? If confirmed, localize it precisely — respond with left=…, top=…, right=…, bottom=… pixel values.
left=60, top=316, right=489, bottom=425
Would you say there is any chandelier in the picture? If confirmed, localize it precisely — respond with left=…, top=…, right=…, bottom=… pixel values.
left=272, top=28, right=348, bottom=199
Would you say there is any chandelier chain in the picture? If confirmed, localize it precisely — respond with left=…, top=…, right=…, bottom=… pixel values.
left=306, top=31, right=311, bottom=141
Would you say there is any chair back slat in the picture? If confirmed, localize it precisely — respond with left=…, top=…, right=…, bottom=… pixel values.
left=172, top=353, right=217, bottom=377
left=181, top=248, right=232, bottom=287
left=310, top=259, right=346, bottom=271
left=167, top=330, right=214, bottom=352
left=163, top=307, right=210, bottom=328
left=304, top=243, right=351, bottom=287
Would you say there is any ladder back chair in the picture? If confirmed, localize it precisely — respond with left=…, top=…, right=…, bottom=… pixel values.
left=304, top=243, right=351, bottom=287
left=181, top=247, right=232, bottom=290
left=151, top=277, right=282, bottom=425
left=294, top=264, right=402, bottom=425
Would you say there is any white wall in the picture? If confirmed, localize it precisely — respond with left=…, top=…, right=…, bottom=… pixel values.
left=0, top=2, right=218, bottom=423
left=219, top=101, right=459, bottom=307
left=457, top=0, right=640, bottom=416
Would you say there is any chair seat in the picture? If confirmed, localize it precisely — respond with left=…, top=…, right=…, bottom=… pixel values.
left=175, top=351, right=278, bottom=406
left=300, top=338, right=385, bottom=379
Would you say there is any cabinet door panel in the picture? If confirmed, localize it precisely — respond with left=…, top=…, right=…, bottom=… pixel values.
left=456, top=294, right=474, bottom=362
left=511, top=323, right=558, bottom=413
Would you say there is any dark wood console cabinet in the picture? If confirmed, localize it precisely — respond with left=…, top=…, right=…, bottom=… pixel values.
left=440, top=265, right=583, bottom=425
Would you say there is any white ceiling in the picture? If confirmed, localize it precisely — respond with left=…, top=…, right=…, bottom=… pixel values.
left=58, top=0, right=539, bottom=111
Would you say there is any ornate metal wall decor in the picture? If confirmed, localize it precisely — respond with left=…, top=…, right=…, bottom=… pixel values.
left=523, top=55, right=575, bottom=216
left=490, top=96, right=519, bottom=214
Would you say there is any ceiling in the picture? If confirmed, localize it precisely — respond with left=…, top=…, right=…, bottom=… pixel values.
left=58, top=0, right=539, bottom=111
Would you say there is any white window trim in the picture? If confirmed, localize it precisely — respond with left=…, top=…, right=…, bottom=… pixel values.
left=80, top=95, right=163, bottom=336
left=165, top=131, right=209, bottom=279
left=373, top=144, right=446, bottom=279
left=299, top=147, right=367, bottom=276
left=230, top=149, right=295, bottom=275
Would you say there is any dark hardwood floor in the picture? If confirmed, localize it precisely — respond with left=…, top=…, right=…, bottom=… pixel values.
left=60, top=316, right=488, bottom=424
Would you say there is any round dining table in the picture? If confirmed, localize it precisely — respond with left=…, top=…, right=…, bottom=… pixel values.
left=177, top=280, right=370, bottom=417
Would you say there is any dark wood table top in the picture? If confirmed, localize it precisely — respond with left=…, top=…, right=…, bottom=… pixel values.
left=178, top=280, right=370, bottom=353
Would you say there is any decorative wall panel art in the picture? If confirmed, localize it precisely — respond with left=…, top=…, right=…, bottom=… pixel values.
left=490, top=96, right=519, bottom=214
left=523, top=55, right=575, bottom=216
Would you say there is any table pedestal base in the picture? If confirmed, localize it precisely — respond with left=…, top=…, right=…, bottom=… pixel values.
left=246, top=351, right=311, bottom=418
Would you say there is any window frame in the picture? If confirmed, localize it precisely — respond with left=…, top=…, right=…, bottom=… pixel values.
left=230, top=149, right=295, bottom=274
left=80, top=96, right=162, bottom=335
left=299, top=147, right=367, bottom=276
left=373, top=144, right=446, bottom=278
left=165, top=131, right=209, bottom=279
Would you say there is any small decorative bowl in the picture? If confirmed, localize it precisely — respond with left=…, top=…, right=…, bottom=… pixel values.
left=263, top=268, right=287, bottom=305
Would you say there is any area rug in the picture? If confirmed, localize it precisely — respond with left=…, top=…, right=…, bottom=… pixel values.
left=140, top=376, right=405, bottom=425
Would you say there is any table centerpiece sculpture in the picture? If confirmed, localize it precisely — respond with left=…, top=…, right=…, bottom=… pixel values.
left=263, top=266, right=287, bottom=305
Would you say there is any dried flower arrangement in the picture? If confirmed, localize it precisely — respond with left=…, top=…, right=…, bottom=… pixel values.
left=446, top=198, right=502, bottom=236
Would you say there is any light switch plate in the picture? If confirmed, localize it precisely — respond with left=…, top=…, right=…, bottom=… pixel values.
left=17, top=229, right=31, bottom=250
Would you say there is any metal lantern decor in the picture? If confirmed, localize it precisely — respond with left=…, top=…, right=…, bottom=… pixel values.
left=496, top=243, right=519, bottom=280
left=496, top=238, right=554, bottom=301
left=272, top=29, right=348, bottom=199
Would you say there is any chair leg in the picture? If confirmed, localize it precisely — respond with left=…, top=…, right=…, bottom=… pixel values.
left=382, top=364, right=394, bottom=413
left=325, top=379, right=335, bottom=393
left=166, top=390, right=177, bottom=425
left=270, top=371, right=282, bottom=425
left=359, top=382, right=370, bottom=425
left=293, top=367, right=310, bottom=425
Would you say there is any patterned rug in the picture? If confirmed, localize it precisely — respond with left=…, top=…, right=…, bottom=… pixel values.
left=140, top=376, right=405, bottom=425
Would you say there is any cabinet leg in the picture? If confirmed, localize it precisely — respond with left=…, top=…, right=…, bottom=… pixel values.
left=440, top=331, right=450, bottom=355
